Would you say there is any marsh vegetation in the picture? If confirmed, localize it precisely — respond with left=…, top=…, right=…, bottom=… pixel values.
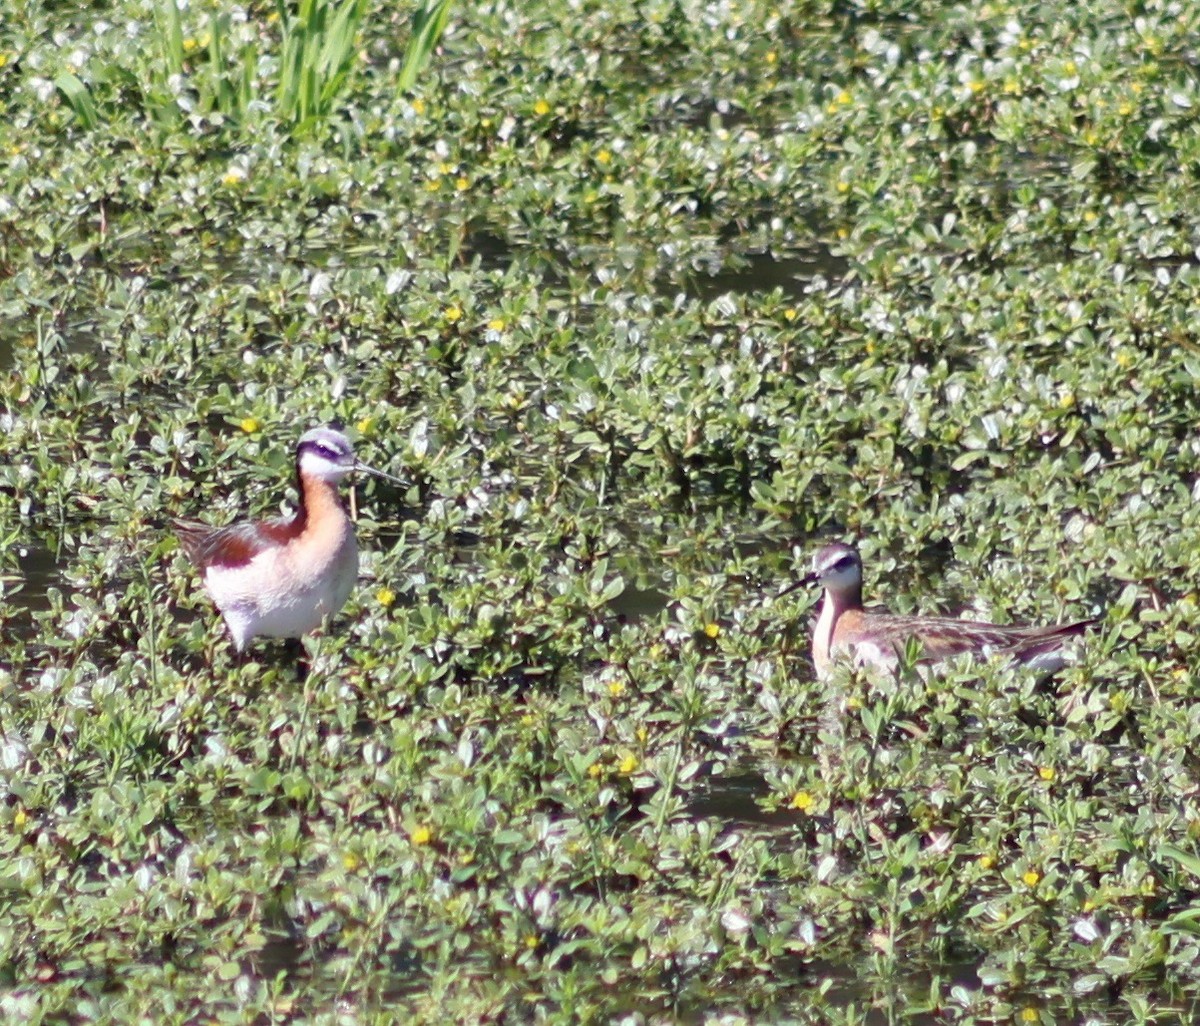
left=4, top=0, right=1200, bottom=1021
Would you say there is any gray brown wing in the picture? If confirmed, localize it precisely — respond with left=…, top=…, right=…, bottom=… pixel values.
left=991, top=619, right=1096, bottom=665
left=867, top=614, right=1095, bottom=663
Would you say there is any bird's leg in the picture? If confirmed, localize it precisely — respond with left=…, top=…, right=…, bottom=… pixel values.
left=283, top=637, right=309, bottom=682
left=285, top=635, right=322, bottom=771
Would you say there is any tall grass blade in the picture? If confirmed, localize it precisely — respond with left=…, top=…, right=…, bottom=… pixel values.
left=274, top=0, right=368, bottom=130
left=157, top=0, right=185, bottom=76
left=398, top=0, right=452, bottom=92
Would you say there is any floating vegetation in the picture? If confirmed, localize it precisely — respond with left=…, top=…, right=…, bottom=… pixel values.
left=3, top=0, right=1200, bottom=1021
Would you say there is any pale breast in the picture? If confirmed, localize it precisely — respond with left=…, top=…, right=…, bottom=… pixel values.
left=203, top=513, right=357, bottom=645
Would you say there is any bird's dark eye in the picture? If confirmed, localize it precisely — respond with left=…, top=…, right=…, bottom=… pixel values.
left=832, top=556, right=856, bottom=572
left=300, top=439, right=347, bottom=462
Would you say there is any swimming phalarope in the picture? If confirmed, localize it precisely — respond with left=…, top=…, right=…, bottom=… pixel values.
left=801, top=542, right=1095, bottom=678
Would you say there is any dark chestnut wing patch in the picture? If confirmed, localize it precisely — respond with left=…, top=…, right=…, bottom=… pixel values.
left=173, top=516, right=301, bottom=569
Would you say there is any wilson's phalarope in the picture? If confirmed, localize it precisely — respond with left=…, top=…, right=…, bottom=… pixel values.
left=800, top=542, right=1095, bottom=678
left=174, top=426, right=402, bottom=651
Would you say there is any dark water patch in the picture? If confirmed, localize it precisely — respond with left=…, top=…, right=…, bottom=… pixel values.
left=0, top=309, right=97, bottom=375
left=682, top=246, right=850, bottom=305
left=6, top=540, right=61, bottom=640
left=609, top=579, right=670, bottom=624
left=245, top=934, right=307, bottom=979
left=790, top=960, right=984, bottom=1025
left=686, top=768, right=795, bottom=827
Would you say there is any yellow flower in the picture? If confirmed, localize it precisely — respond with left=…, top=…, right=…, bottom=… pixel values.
left=342, top=851, right=361, bottom=871
left=596, top=149, right=612, bottom=165
left=1038, top=766, right=1055, bottom=781
left=222, top=167, right=247, bottom=187
left=455, top=176, right=470, bottom=191
left=783, top=307, right=797, bottom=321
left=790, top=791, right=814, bottom=812
left=836, top=180, right=850, bottom=194
left=607, top=680, right=626, bottom=698
left=618, top=754, right=639, bottom=775
left=376, top=587, right=396, bottom=608
left=1020, top=1008, right=1039, bottom=1023
left=411, top=98, right=426, bottom=115
left=424, top=178, right=442, bottom=192
left=978, top=854, right=996, bottom=870
left=239, top=416, right=261, bottom=434
left=1023, top=870, right=1041, bottom=887
left=13, top=807, right=27, bottom=829
left=533, top=99, right=551, bottom=116
left=182, top=37, right=200, bottom=53
left=703, top=622, right=720, bottom=639
left=410, top=825, right=434, bottom=846
left=487, top=318, right=506, bottom=332
left=524, top=933, right=539, bottom=949
left=444, top=306, right=463, bottom=323
left=766, top=51, right=777, bottom=64
left=355, top=416, right=375, bottom=437
left=587, top=762, right=604, bottom=779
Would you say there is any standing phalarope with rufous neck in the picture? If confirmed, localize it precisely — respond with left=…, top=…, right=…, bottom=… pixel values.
left=173, top=426, right=403, bottom=651
left=798, top=542, right=1096, bottom=679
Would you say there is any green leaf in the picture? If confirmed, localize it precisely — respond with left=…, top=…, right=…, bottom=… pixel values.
left=54, top=72, right=99, bottom=130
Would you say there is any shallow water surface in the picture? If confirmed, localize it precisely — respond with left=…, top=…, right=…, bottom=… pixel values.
left=6, top=540, right=60, bottom=639
left=685, top=247, right=849, bottom=304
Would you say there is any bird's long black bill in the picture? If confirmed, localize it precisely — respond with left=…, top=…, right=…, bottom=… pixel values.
left=776, top=571, right=819, bottom=599
left=355, top=462, right=406, bottom=486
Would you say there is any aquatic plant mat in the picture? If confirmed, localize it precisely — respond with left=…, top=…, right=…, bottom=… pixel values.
left=3, top=0, right=1200, bottom=1021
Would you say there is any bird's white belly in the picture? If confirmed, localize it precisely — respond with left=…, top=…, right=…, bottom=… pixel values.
left=847, top=640, right=898, bottom=673
left=204, top=538, right=357, bottom=649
